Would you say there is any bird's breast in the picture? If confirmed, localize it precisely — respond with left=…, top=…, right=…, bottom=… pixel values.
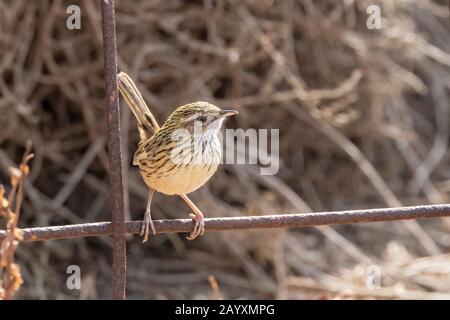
left=139, top=135, right=221, bottom=195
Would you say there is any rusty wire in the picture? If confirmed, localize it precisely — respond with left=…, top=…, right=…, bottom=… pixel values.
left=1, top=204, right=449, bottom=242
left=101, top=0, right=126, bottom=300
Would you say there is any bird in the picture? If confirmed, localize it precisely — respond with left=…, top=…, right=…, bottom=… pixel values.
left=118, top=72, right=238, bottom=242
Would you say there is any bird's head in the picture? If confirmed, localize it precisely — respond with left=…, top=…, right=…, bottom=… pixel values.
left=165, top=101, right=238, bottom=134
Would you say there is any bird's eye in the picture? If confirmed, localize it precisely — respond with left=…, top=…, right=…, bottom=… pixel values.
left=197, top=115, right=207, bottom=123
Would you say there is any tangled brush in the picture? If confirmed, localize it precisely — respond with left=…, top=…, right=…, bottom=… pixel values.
left=0, top=0, right=450, bottom=299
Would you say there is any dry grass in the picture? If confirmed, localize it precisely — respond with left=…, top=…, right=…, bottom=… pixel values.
left=0, top=142, right=32, bottom=299
left=0, top=0, right=449, bottom=299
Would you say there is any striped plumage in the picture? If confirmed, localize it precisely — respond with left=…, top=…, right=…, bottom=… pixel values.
left=134, top=102, right=224, bottom=195
left=118, top=72, right=237, bottom=241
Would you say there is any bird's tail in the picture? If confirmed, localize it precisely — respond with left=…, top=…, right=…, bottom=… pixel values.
left=117, top=72, right=160, bottom=140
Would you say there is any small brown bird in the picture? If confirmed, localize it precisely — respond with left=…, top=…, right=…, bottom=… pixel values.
left=118, top=72, right=238, bottom=242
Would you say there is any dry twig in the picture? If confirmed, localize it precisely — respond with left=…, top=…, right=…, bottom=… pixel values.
left=0, top=141, right=33, bottom=299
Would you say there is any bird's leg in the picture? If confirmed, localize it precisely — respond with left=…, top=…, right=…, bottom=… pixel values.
left=180, top=193, right=205, bottom=240
left=140, top=188, right=156, bottom=243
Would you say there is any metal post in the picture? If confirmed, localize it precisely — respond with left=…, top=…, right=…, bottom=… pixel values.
left=101, top=0, right=126, bottom=300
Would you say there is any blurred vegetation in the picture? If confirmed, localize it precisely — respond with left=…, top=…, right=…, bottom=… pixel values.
left=0, top=0, right=450, bottom=299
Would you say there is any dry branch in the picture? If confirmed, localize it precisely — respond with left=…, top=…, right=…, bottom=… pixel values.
left=0, top=142, right=33, bottom=299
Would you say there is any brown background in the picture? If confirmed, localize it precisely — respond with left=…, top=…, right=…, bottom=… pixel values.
left=1, top=0, right=450, bottom=299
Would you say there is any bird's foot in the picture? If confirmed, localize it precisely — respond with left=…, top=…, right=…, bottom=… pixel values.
left=140, top=209, right=156, bottom=243
left=187, top=212, right=205, bottom=240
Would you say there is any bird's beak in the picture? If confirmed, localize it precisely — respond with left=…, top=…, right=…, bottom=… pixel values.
left=218, top=109, right=239, bottom=119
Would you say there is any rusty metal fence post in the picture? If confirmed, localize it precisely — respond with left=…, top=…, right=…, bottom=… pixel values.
left=101, top=0, right=127, bottom=300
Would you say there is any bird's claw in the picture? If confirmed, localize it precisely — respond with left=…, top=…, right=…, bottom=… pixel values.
left=187, top=213, right=205, bottom=240
left=140, top=210, right=156, bottom=243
